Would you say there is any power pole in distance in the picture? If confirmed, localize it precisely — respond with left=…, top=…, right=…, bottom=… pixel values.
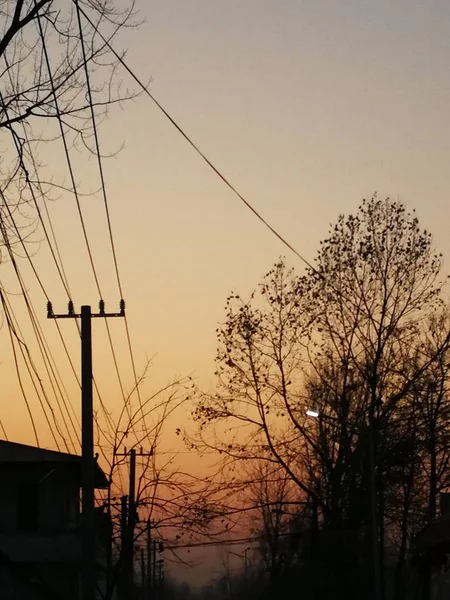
left=47, top=300, right=125, bottom=600
left=156, top=559, right=164, bottom=600
left=115, top=447, right=153, bottom=599
left=119, top=495, right=129, bottom=600
left=146, top=520, right=152, bottom=599
left=152, top=540, right=157, bottom=600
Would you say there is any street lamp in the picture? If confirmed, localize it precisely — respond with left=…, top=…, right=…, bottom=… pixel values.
left=306, top=408, right=320, bottom=418
left=305, top=405, right=382, bottom=600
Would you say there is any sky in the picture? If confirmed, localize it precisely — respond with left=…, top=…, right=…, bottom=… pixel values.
left=2, top=0, right=450, bottom=583
left=110, top=0, right=450, bottom=390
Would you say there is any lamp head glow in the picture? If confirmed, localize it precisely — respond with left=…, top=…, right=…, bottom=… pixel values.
left=306, top=408, right=320, bottom=418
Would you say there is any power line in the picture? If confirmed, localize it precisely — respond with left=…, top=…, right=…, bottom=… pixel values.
left=0, top=4, right=136, bottom=501
left=0, top=288, right=44, bottom=448
left=0, top=63, right=84, bottom=435
left=0, top=219, right=79, bottom=449
left=33, top=10, right=132, bottom=446
left=86, top=19, right=450, bottom=371
left=0, top=125, right=81, bottom=448
left=73, top=0, right=148, bottom=440
left=164, top=531, right=294, bottom=550
left=0, top=222, right=72, bottom=450
left=1, top=27, right=124, bottom=482
left=73, top=0, right=122, bottom=299
left=0, top=419, right=8, bottom=440
left=73, top=2, right=317, bottom=275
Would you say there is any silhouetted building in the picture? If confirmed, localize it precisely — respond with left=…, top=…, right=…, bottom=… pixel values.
left=0, top=440, right=111, bottom=599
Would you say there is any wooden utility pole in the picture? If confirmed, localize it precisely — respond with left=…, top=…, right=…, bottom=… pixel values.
left=47, top=300, right=125, bottom=600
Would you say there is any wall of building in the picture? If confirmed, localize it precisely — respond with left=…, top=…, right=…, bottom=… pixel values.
left=0, top=460, right=111, bottom=599
left=0, top=463, right=80, bottom=534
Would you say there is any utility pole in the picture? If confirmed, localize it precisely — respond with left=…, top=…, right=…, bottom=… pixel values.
left=119, top=495, right=129, bottom=600
left=141, top=548, right=146, bottom=600
left=146, top=520, right=152, bottom=599
left=157, top=559, right=164, bottom=600
left=120, top=496, right=129, bottom=553
left=47, top=300, right=125, bottom=600
left=368, top=402, right=383, bottom=600
left=243, top=547, right=250, bottom=578
left=115, top=447, right=153, bottom=599
left=128, top=448, right=136, bottom=596
left=160, top=565, right=165, bottom=600
left=152, top=540, right=157, bottom=600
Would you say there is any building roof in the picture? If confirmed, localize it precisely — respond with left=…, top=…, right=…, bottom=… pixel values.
left=0, top=440, right=109, bottom=489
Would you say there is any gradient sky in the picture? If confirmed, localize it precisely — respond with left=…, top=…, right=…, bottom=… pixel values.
left=2, top=0, right=450, bottom=585
left=2, top=0, right=450, bottom=455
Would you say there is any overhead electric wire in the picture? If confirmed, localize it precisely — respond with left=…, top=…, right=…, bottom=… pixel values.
left=166, top=533, right=276, bottom=550
left=0, top=122, right=81, bottom=446
left=26, top=9, right=137, bottom=493
left=0, top=65, right=84, bottom=437
left=33, top=10, right=130, bottom=447
left=0, top=218, right=72, bottom=451
left=1, top=205, right=79, bottom=448
left=74, top=4, right=450, bottom=381
left=0, top=4, right=134, bottom=498
left=5, top=129, right=125, bottom=479
left=73, top=0, right=148, bottom=440
left=1, top=37, right=119, bottom=469
left=74, top=3, right=317, bottom=276
left=0, top=420, right=8, bottom=440
left=0, top=286, right=50, bottom=449
left=1, top=291, right=40, bottom=447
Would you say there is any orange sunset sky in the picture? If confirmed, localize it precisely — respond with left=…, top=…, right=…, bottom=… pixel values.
left=1, top=0, right=450, bottom=582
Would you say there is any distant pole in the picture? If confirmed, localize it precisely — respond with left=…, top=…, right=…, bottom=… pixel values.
left=47, top=299, right=125, bottom=600
left=127, top=448, right=137, bottom=594
left=141, top=548, right=146, bottom=600
left=146, top=520, right=152, bottom=599
left=113, top=447, right=153, bottom=599
left=369, top=403, right=383, bottom=600
left=119, top=495, right=128, bottom=600
left=157, top=560, right=163, bottom=600
left=120, top=495, right=129, bottom=550
left=152, top=541, right=157, bottom=600
left=106, top=498, right=113, bottom=598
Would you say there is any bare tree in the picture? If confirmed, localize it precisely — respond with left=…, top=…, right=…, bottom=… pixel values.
left=93, top=367, right=219, bottom=600
left=392, top=312, right=450, bottom=600
left=193, top=196, right=450, bottom=600
left=0, top=0, right=141, bottom=249
left=248, top=462, right=307, bottom=594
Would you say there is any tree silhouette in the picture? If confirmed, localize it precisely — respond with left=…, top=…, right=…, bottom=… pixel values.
left=194, top=195, right=450, bottom=600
